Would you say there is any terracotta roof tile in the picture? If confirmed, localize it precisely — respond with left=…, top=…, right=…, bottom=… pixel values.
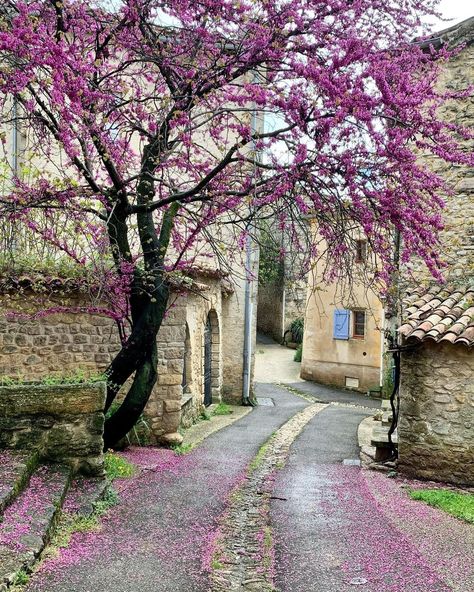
left=399, top=285, right=474, bottom=347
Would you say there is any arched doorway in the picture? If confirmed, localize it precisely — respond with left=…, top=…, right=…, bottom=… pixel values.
left=203, top=316, right=212, bottom=406
left=203, top=310, right=220, bottom=407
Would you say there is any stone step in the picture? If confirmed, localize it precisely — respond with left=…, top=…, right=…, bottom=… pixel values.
left=371, top=426, right=398, bottom=449
left=0, top=450, right=38, bottom=516
left=0, top=463, right=71, bottom=591
left=62, top=476, right=109, bottom=516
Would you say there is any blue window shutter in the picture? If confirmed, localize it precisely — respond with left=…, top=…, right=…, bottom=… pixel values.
left=333, top=309, right=350, bottom=340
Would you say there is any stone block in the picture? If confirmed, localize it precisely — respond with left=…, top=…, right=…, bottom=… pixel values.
left=0, top=383, right=106, bottom=475
left=164, top=400, right=181, bottom=413
left=159, top=432, right=183, bottom=446
left=160, top=411, right=180, bottom=433
left=157, top=373, right=182, bottom=386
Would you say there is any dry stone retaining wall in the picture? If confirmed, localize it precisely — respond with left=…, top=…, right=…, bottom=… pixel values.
left=0, top=273, right=245, bottom=443
left=0, top=382, right=106, bottom=476
left=398, top=341, right=474, bottom=486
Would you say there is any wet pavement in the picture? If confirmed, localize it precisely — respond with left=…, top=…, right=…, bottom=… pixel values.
left=22, top=378, right=474, bottom=592
left=286, top=380, right=381, bottom=409
left=25, top=384, right=307, bottom=592
left=270, top=404, right=470, bottom=592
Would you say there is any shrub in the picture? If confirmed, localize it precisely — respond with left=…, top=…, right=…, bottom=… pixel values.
left=294, top=344, right=303, bottom=362
left=289, top=318, right=304, bottom=344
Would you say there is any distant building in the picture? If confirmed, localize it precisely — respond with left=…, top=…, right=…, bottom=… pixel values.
left=301, top=236, right=384, bottom=394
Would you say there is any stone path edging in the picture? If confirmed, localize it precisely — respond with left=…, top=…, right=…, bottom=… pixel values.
left=181, top=405, right=252, bottom=449
left=210, top=402, right=327, bottom=592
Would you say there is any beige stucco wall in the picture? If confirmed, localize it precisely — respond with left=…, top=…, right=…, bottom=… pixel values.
left=221, top=264, right=258, bottom=403
left=301, top=267, right=383, bottom=392
left=398, top=341, right=474, bottom=486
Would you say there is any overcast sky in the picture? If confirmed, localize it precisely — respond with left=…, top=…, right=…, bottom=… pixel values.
left=434, top=0, right=473, bottom=28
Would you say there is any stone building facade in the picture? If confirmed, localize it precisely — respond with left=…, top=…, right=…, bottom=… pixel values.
left=396, top=17, right=474, bottom=485
left=398, top=285, right=474, bottom=485
left=0, top=270, right=256, bottom=445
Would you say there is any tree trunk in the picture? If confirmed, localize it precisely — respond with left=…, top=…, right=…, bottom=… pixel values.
left=102, top=279, right=169, bottom=448
left=103, top=340, right=158, bottom=450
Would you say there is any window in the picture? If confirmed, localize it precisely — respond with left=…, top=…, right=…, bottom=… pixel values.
left=352, top=310, right=366, bottom=338
left=355, top=239, right=367, bottom=263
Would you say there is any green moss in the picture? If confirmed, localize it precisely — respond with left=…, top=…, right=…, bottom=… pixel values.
left=409, top=489, right=474, bottom=523
left=248, top=435, right=274, bottom=473
left=211, top=558, right=224, bottom=570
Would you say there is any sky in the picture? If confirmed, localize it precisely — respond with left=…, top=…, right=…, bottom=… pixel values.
left=434, top=0, right=473, bottom=28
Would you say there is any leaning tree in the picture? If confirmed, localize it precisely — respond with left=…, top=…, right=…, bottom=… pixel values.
left=0, top=0, right=471, bottom=447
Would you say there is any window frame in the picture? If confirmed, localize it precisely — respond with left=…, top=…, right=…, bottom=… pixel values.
left=355, top=239, right=367, bottom=263
left=352, top=310, right=366, bottom=339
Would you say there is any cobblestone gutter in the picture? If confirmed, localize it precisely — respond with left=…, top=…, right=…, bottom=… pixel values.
left=210, top=402, right=327, bottom=592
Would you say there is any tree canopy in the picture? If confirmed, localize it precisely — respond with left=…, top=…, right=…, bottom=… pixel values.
left=0, top=0, right=471, bottom=445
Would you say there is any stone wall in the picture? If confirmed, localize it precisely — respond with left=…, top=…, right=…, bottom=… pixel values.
left=257, top=280, right=306, bottom=343
left=398, top=341, right=474, bottom=486
left=0, top=301, right=120, bottom=379
left=0, top=382, right=106, bottom=476
left=0, top=271, right=250, bottom=441
left=402, top=42, right=474, bottom=286
left=283, top=280, right=306, bottom=333
left=257, top=282, right=283, bottom=341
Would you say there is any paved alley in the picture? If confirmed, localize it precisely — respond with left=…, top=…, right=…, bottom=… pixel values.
left=24, top=381, right=474, bottom=592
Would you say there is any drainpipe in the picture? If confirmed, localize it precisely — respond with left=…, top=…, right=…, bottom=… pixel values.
left=242, top=84, right=259, bottom=406
left=242, top=233, right=254, bottom=405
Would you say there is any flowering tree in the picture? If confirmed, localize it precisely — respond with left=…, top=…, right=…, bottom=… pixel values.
left=0, top=0, right=471, bottom=447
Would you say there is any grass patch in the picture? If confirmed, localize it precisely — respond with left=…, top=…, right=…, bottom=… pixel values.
left=0, top=369, right=105, bottom=386
left=104, top=452, right=135, bottom=480
left=212, top=403, right=234, bottom=416
left=171, top=443, right=194, bottom=455
left=43, top=487, right=119, bottom=564
left=408, top=488, right=474, bottom=523
left=12, top=570, right=29, bottom=586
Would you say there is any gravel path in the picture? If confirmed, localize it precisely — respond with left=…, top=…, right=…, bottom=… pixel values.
left=25, top=384, right=307, bottom=592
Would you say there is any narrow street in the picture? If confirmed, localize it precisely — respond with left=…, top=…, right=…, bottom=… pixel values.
left=25, top=341, right=473, bottom=592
